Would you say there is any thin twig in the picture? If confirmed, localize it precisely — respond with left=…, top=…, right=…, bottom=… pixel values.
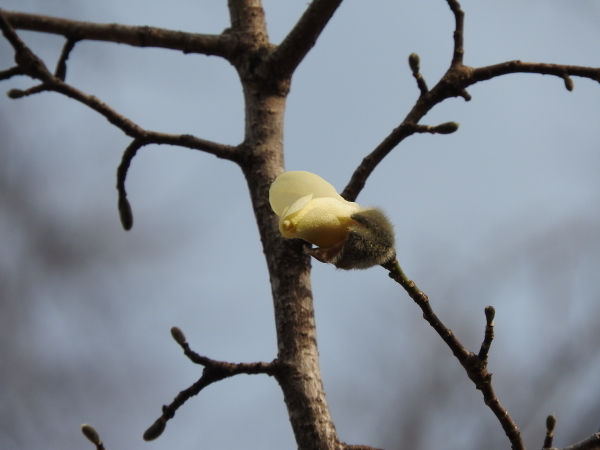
left=1, top=15, right=239, bottom=230
left=0, top=65, right=22, bottom=80
left=54, top=37, right=79, bottom=81
left=478, top=306, right=495, bottom=361
left=1, top=12, right=238, bottom=158
left=7, top=83, right=48, bottom=98
left=143, top=327, right=278, bottom=442
left=342, top=0, right=600, bottom=202
left=1, top=10, right=233, bottom=58
left=446, top=0, right=465, bottom=67
left=116, top=139, right=146, bottom=231
left=560, top=432, right=600, bottom=450
left=471, top=61, right=600, bottom=87
left=381, top=259, right=525, bottom=450
left=268, top=0, right=344, bottom=78
left=412, top=70, right=429, bottom=96
left=544, top=415, right=557, bottom=449
left=0, top=9, right=53, bottom=81
left=408, top=53, right=429, bottom=95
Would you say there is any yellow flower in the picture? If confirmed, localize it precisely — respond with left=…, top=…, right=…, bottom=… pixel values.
left=269, top=171, right=360, bottom=248
left=269, top=171, right=396, bottom=270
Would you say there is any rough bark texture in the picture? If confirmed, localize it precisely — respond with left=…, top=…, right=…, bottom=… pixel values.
left=229, top=1, right=341, bottom=447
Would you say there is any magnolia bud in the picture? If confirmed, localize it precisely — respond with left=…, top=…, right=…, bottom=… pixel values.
left=81, top=424, right=101, bottom=445
left=484, top=306, right=495, bottom=324
left=408, top=53, right=420, bottom=74
left=308, top=207, right=396, bottom=270
left=7, top=89, right=25, bottom=99
left=143, top=418, right=166, bottom=441
left=170, top=327, right=187, bottom=345
left=563, top=76, right=574, bottom=92
left=433, top=121, right=459, bottom=134
left=118, top=196, right=133, bottom=231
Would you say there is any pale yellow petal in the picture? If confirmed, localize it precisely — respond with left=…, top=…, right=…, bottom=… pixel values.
left=280, top=197, right=360, bottom=247
left=294, top=205, right=346, bottom=248
left=284, top=193, right=313, bottom=218
left=269, top=171, right=347, bottom=216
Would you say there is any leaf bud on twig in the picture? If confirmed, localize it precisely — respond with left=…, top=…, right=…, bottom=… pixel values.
left=7, top=89, right=24, bottom=99
left=81, top=424, right=101, bottom=446
left=433, top=121, right=459, bottom=134
left=408, top=53, right=420, bottom=74
left=118, top=196, right=133, bottom=231
left=143, top=417, right=166, bottom=441
left=484, top=306, right=495, bottom=324
left=546, top=414, right=556, bottom=432
left=563, top=76, right=574, bottom=92
left=170, top=326, right=187, bottom=345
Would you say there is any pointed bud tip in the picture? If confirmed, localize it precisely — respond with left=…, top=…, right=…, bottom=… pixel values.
left=408, top=53, right=420, bottom=73
left=143, top=418, right=166, bottom=441
left=546, top=414, right=556, bottom=431
left=118, top=196, right=133, bottom=231
left=484, top=306, right=495, bottom=323
left=81, top=424, right=101, bottom=445
left=170, top=327, right=187, bottom=345
left=433, top=121, right=459, bottom=134
left=564, top=77, right=574, bottom=92
left=7, top=89, right=25, bottom=99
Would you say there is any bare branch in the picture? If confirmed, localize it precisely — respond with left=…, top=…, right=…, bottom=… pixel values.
left=143, top=327, right=279, bottom=442
left=342, top=11, right=599, bottom=203
left=408, top=53, right=429, bottom=95
left=115, top=134, right=238, bottom=230
left=268, top=0, right=344, bottom=77
left=471, top=61, right=600, bottom=88
left=341, top=122, right=416, bottom=202
left=7, top=83, right=48, bottom=98
left=1, top=10, right=234, bottom=58
left=0, top=66, right=23, bottom=81
left=478, top=306, right=495, bottom=361
left=0, top=10, right=53, bottom=81
left=2, top=14, right=240, bottom=231
left=1, top=18, right=237, bottom=155
left=43, top=79, right=239, bottom=159
left=381, top=260, right=525, bottom=450
left=446, top=0, right=465, bottom=67
left=54, top=37, right=79, bottom=81
left=116, top=139, right=145, bottom=231
left=561, top=433, right=600, bottom=450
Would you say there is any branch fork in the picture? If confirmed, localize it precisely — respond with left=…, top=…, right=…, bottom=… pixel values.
left=143, top=327, right=279, bottom=442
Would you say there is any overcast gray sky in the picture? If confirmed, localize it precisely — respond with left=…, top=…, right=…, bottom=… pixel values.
left=1, top=1, right=600, bottom=449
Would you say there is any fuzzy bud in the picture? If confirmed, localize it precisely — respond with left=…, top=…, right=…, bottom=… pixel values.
left=408, top=53, right=420, bottom=74
left=484, top=306, right=495, bottom=324
left=433, top=121, right=459, bottom=134
left=143, top=418, right=166, bottom=441
left=7, top=89, right=25, bottom=99
left=546, top=415, right=556, bottom=432
left=81, top=424, right=101, bottom=446
left=269, top=171, right=396, bottom=270
left=563, top=76, right=574, bottom=92
left=170, top=327, right=187, bottom=345
left=118, top=196, right=133, bottom=231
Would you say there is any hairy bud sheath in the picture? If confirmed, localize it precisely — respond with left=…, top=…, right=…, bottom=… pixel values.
left=269, top=171, right=396, bottom=269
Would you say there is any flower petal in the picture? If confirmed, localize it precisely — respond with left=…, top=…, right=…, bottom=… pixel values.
left=269, top=171, right=347, bottom=217
left=279, top=197, right=360, bottom=247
